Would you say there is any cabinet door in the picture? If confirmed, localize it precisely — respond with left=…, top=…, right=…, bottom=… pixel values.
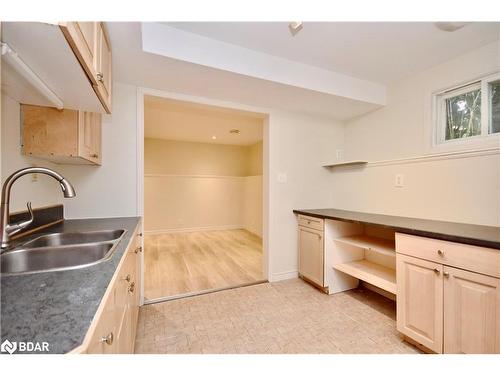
left=298, top=226, right=324, bottom=286
left=396, top=254, right=443, bottom=353
left=444, top=266, right=500, bottom=353
left=60, top=22, right=98, bottom=84
left=94, top=23, right=112, bottom=113
left=86, top=287, right=119, bottom=354
left=78, top=112, right=101, bottom=164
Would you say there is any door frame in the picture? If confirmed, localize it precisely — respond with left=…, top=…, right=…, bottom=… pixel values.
left=136, top=86, right=271, bottom=305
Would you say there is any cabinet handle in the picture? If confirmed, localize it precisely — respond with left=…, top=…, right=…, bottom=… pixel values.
left=123, top=274, right=131, bottom=282
left=437, top=250, right=444, bottom=256
left=128, top=282, right=135, bottom=293
left=100, top=332, right=113, bottom=345
left=97, top=72, right=104, bottom=83
left=91, top=153, right=99, bottom=159
left=443, top=271, right=450, bottom=278
left=134, top=246, right=142, bottom=254
left=307, top=220, right=311, bottom=224
left=433, top=268, right=440, bottom=275
left=137, top=232, right=143, bottom=237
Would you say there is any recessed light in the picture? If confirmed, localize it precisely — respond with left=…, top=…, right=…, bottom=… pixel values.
left=229, top=129, right=240, bottom=135
left=288, top=22, right=303, bottom=36
left=434, top=22, right=470, bottom=32
left=211, top=135, right=217, bottom=140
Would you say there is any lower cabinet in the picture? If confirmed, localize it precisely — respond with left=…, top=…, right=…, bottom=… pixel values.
left=396, top=233, right=500, bottom=354
left=298, top=217, right=325, bottom=288
left=443, top=266, right=500, bottom=354
left=75, top=223, right=142, bottom=354
left=396, top=254, right=443, bottom=353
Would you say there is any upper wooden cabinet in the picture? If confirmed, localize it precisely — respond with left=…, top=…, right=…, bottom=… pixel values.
left=60, top=22, right=112, bottom=113
left=22, top=104, right=102, bottom=165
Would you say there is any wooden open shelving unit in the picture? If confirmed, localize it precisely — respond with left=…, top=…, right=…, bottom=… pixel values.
left=332, top=233, right=396, bottom=294
left=333, top=260, right=396, bottom=294
left=334, top=235, right=395, bottom=257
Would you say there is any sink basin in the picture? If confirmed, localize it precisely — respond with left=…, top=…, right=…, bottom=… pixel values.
left=20, top=229, right=126, bottom=249
left=1, top=243, right=115, bottom=275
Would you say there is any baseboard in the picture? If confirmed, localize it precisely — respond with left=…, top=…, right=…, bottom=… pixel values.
left=270, top=270, right=298, bottom=282
left=144, top=224, right=245, bottom=235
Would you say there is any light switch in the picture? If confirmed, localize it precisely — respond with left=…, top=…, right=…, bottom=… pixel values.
left=336, top=149, right=343, bottom=160
left=277, top=173, right=287, bottom=183
left=395, top=174, right=404, bottom=188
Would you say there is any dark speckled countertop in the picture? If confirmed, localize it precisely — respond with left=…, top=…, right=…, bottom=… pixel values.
left=0, top=217, right=141, bottom=354
left=294, top=208, right=500, bottom=249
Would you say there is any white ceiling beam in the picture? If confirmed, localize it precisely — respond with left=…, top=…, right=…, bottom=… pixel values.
left=141, top=22, right=387, bottom=106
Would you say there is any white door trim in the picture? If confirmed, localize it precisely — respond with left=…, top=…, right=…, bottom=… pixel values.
left=135, top=87, right=271, bottom=304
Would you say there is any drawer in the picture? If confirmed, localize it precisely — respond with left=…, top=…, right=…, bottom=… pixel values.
left=396, top=233, right=500, bottom=278
left=86, top=287, right=119, bottom=354
left=298, top=215, right=324, bottom=231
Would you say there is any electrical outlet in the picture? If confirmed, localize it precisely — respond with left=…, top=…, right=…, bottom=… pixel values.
left=31, top=173, right=38, bottom=182
left=277, top=173, right=287, bottom=183
left=395, top=174, right=404, bottom=188
left=336, top=149, right=343, bottom=160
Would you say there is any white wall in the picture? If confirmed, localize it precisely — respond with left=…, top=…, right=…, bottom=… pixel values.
left=1, top=83, right=139, bottom=218
left=333, top=41, right=500, bottom=226
left=267, top=111, right=343, bottom=279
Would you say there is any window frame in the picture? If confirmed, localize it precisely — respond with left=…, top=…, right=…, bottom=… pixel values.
left=432, top=71, right=500, bottom=152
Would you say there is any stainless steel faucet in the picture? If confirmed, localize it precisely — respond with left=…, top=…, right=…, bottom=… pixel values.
left=0, top=167, right=76, bottom=249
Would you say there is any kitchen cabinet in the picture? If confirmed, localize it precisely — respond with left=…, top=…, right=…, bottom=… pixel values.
left=22, top=104, right=101, bottom=165
left=60, top=22, right=112, bottom=113
left=298, top=224, right=324, bottom=288
left=75, top=223, right=142, bottom=354
left=443, top=266, right=500, bottom=353
left=396, top=233, right=500, bottom=354
left=396, top=254, right=443, bottom=353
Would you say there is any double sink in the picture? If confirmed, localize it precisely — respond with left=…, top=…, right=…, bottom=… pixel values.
left=0, top=229, right=126, bottom=276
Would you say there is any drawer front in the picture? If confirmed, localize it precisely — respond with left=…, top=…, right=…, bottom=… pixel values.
left=396, top=233, right=500, bottom=278
left=298, top=215, right=324, bottom=231
left=86, top=287, right=119, bottom=354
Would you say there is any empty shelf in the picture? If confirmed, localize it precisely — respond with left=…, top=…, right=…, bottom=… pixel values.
left=333, top=260, right=396, bottom=294
left=322, top=161, right=368, bottom=168
left=334, top=235, right=395, bottom=257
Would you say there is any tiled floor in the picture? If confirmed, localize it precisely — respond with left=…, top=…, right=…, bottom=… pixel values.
left=135, top=279, right=421, bottom=354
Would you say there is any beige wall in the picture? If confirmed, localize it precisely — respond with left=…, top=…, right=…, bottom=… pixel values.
left=333, top=41, right=500, bottom=226
left=144, top=138, right=263, bottom=234
left=247, top=141, right=263, bottom=175
left=145, top=138, right=253, bottom=176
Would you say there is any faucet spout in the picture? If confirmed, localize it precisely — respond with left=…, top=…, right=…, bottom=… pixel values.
left=0, top=167, right=76, bottom=249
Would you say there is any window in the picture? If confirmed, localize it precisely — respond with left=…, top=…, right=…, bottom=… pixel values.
left=489, top=79, right=500, bottom=134
left=434, top=72, right=500, bottom=149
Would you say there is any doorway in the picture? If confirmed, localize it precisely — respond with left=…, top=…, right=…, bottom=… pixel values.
left=139, top=93, right=267, bottom=303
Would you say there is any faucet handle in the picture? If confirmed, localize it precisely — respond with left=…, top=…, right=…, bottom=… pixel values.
left=5, top=201, right=34, bottom=236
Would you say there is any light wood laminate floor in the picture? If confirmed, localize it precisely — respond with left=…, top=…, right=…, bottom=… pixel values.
left=135, top=279, right=421, bottom=354
left=144, top=229, right=264, bottom=301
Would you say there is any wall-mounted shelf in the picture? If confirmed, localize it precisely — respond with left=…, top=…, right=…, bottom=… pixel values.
left=322, top=161, right=368, bottom=168
left=334, top=235, right=395, bottom=257
left=333, top=260, right=396, bottom=294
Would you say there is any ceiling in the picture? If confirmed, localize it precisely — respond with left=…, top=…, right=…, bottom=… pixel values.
left=107, top=22, right=500, bottom=121
left=144, top=95, right=264, bottom=145
left=167, top=22, right=500, bottom=84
